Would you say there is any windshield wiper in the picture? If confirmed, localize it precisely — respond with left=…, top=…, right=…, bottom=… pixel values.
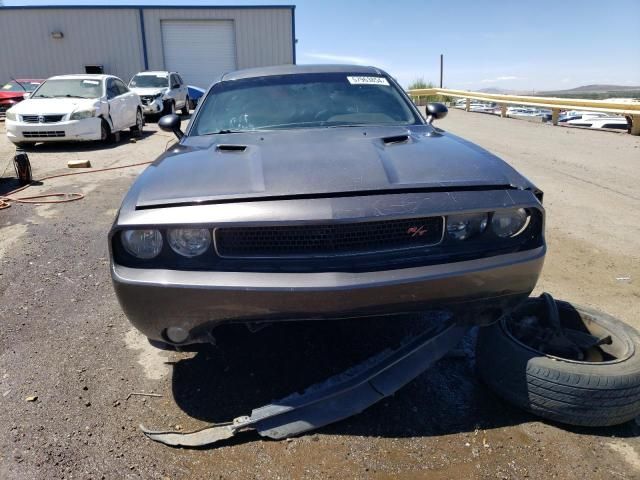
left=61, top=94, right=90, bottom=99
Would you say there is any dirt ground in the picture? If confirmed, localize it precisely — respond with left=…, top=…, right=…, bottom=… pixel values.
left=1, top=110, right=639, bottom=479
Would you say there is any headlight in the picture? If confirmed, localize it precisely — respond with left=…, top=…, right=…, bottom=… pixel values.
left=5, top=110, right=17, bottom=121
left=446, top=213, right=488, bottom=241
left=121, top=229, right=163, bottom=259
left=153, top=93, right=163, bottom=99
left=491, top=208, right=529, bottom=237
left=167, top=228, right=211, bottom=257
left=70, top=109, right=96, bottom=120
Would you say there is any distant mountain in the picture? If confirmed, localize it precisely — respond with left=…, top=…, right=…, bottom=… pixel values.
left=477, top=87, right=543, bottom=95
left=477, top=87, right=517, bottom=94
left=541, top=84, right=640, bottom=94
left=474, top=84, right=640, bottom=100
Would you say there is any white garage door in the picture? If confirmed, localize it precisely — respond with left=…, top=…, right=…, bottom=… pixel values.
left=161, top=20, right=237, bottom=89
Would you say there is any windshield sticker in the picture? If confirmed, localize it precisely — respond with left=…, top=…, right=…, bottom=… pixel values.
left=347, top=76, right=390, bottom=86
left=156, top=75, right=168, bottom=78
left=82, top=80, right=100, bottom=85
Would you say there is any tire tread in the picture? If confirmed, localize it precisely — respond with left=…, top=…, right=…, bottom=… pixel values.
left=477, top=304, right=640, bottom=427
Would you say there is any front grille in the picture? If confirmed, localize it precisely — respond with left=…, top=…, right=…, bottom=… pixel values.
left=23, top=130, right=66, bottom=138
left=21, top=114, right=65, bottom=123
left=0, top=105, right=8, bottom=114
left=215, top=216, right=445, bottom=258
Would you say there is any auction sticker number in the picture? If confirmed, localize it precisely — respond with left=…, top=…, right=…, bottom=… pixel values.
left=347, top=76, right=390, bottom=86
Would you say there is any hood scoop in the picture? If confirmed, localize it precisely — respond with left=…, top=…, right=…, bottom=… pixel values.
left=382, top=134, right=410, bottom=146
left=216, top=144, right=247, bottom=152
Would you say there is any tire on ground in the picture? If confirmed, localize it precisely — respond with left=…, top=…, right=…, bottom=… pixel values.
left=181, top=97, right=189, bottom=115
left=130, top=109, right=144, bottom=138
left=100, top=118, right=113, bottom=144
left=162, top=99, right=175, bottom=116
left=476, top=301, right=640, bottom=427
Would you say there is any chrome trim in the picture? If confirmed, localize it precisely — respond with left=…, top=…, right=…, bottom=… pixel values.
left=212, top=216, right=446, bottom=259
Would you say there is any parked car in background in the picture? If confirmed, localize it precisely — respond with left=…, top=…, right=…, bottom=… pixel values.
left=4, top=74, right=143, bottom=146
left=109, top=64, right=545, bottom=347
left=507, top=106, right=539, bottom=117
left=0, top=79, right=43, bottom=117
left=558, top=111, right=608, bottom=123
left=129, top=71, right=189, bottom=117
left=469, top=102, right=497, bottom=114
left=566, top=116, right=628, bottom=130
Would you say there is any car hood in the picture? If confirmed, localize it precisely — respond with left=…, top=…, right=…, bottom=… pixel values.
left=10, top=97, right=99, bottom=114
left=130, top=124, right=534, bottom=209
left=0, top=92, right=25, bottom=101
left=130, top=87, right=167, bottom=96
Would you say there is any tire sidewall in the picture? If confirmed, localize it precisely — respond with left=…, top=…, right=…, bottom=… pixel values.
left=100, top=119, right=111, bottom=143
left=481, top=303, right=640, bottom=378
left=477, top=302, right=640, bottom=426
left=134, top=109, right=144, bottom=136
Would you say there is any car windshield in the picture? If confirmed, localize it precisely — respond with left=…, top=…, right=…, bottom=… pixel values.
left=2, top=80, right=41, bottom=92
left=129, top=74, right=169, bottom=89
left=192, top=73, right=420, bottom=135
left=32, top=79, right=103, bottom=99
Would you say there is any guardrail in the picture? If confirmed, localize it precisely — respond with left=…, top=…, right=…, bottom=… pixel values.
left=407, top=88, right=640, bottom=135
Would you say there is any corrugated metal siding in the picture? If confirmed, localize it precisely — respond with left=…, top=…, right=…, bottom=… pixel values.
left=0, top=9, right=144, bottom=83
left=142, top=8, right=293, bottom=73
left=0, top=7, right=293, bottom=85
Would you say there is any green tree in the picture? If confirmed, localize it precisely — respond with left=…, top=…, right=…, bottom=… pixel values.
left=407, top=78, right=438, bottom=105
left=407, top=78, right=433, bottom=90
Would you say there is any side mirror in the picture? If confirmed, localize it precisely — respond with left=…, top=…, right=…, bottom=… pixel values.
left=172, top=83, right=180, bottom=90
left=426, top=102, right=448, bottom=124
left=23, top=92, right=31, bottom=99
left=158, top=114, right=184, bottom=140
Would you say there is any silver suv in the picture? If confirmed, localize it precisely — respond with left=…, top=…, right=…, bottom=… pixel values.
left=128, top=71, right=189, bottom=117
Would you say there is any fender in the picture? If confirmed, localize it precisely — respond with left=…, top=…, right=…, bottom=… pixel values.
left=98, top=100, right=115, bottom=131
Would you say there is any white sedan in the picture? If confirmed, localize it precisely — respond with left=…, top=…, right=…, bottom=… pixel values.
left=5, top=74, right=144, bottom=146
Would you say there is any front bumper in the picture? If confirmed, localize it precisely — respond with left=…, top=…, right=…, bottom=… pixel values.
left=112, top=246, right=545, bottom=343
left=0, top=101, right=19, bottom=118
left=140, top=98, right=163, bottom=115
left=5, top=117, right=102, bottom=142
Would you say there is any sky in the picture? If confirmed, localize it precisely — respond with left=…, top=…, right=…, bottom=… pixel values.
left=4, top=0, right=640, bottom=90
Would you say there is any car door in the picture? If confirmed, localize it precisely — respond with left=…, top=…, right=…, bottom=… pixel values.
left=169, top=74, right=186, bottom=108
left=114, top=78, right=137, bottom=126
left=106, top=78, right=126, bottom=131
left=176, top=74, right=188, bottom=108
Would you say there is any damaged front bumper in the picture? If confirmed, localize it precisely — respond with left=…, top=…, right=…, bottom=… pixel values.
left=142, top=315, right=468, bottom=447
left=112, top=245, right=545, bottom=344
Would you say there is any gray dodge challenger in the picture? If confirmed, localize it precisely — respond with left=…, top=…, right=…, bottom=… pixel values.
left=109, top=65, right=545, bottom=346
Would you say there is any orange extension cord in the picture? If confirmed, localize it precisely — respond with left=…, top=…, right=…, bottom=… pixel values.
left=0, top=160, right=153, bottom=210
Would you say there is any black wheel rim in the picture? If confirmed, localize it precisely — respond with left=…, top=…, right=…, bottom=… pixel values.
left=502, top=299, right=633, bottom=364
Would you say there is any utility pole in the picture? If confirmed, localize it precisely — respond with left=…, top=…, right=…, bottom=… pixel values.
left=439, top=54, right=443, bottom=88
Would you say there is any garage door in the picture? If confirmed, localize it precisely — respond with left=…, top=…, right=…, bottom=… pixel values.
left=161, top=20, right=237, bottom=89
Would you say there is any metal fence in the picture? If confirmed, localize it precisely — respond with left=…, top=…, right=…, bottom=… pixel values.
left=407, top=88, right=640, bottom=135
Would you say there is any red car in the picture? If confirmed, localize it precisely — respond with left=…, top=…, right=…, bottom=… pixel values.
left=0, top=79, right=44, bottom=117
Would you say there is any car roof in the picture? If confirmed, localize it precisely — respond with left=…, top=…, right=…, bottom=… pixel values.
left=134, top=71, right=172, bottom=76
left=47, top=74, right=113, bottom=81
left=221, top=64, right=387, bottom=81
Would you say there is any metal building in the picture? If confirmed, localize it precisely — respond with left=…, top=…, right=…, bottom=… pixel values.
left=0, top=5, right=296, bottom=88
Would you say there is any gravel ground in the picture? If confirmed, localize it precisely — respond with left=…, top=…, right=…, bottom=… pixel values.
left=1, top=110, right=639, bottom=479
